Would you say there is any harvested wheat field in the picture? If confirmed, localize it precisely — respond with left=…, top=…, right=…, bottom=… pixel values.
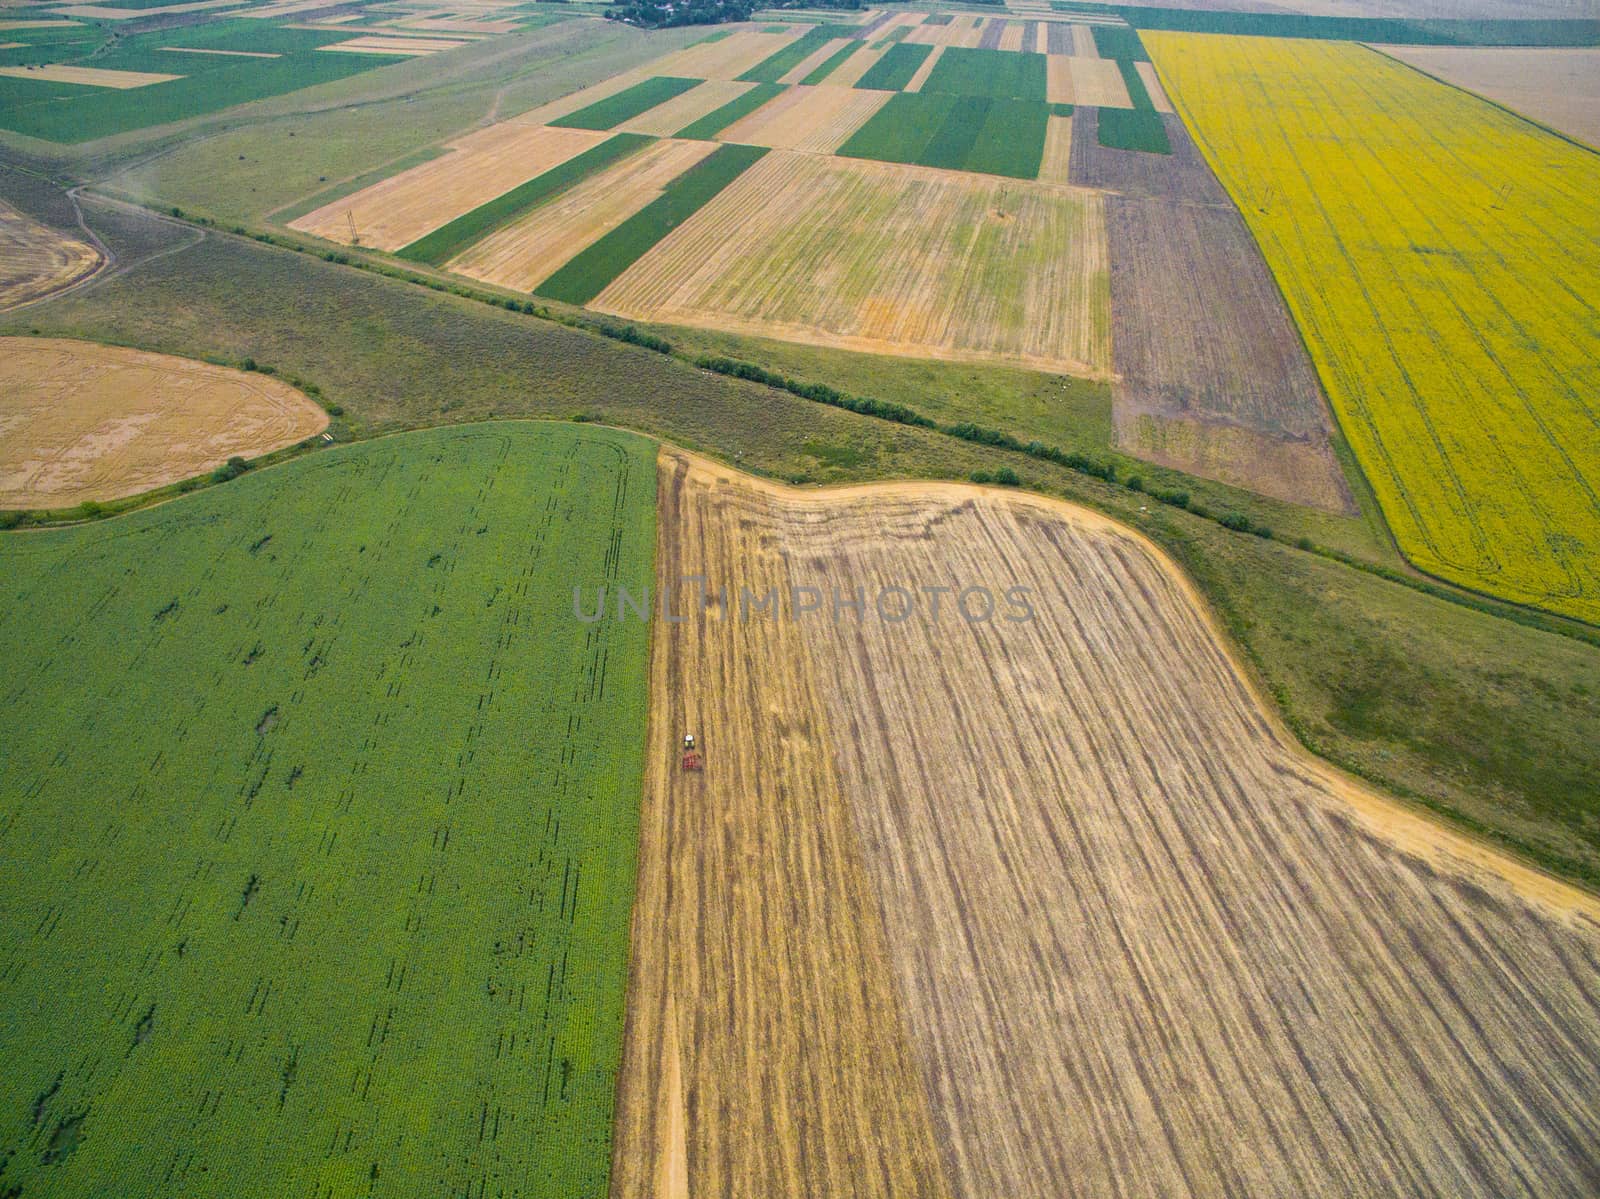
left=0, top=338, right=327, bottom=508
left=716, top=84, right=890, bottom=153
left=0, top=63, right=180, bottom=87
left=0, top=198, right=100, bottom=310
left=614, top=448, right=1600, bottom=1199
left=825, top=43, right=889, bottom=87
left=595, top=151, right=1111, bottom=376
left=779, top=35, right=852, bottom=84
left=448, top=138, right=716, bottom=292
left=1046, top=53, right=1074, bottom=103
left=1037, top=112, right=1073, bottom=182
left=1069, top=55, right=1132, bottom=107
left=318, top=35, right=467, bottom=54
left=290, top=122, right=607, bottom=250
left=1137, top=59, right=1174, bottom=112
left=618, top=78, right=756, bottom=136
left=649, top=27, right=805, bottom=80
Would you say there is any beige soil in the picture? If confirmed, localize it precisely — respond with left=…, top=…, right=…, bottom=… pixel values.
left=0, top=63, right=180, bottom=86
left=1070, top=54, right=1131, bottom=107
left=594, top=150, right=1113, bottom=378
left=1071, top=22, right=1097, bottom=57
left=617, top=78, right=755, bottom=137
left=290, top=122, right=607, bottom=251
left=1037, top=112, right=1073, bottom=182
left=613, top=447, right=1600, bottom=1198
left=648, top=27, right=807, bottom=81
left=0, top=198, right=101, bottom=311
left=715, top=83, right=890, bottom=153
left=318, top=35, right=466, bottom=54
left=902, top=42, right=943, bottom=91
left=0, top=338, right=327, bottom=508
left=158, top=44, right=278, bottom=57
left=1046, top=52, right=1074, bottom=103
left=47, top=0, right=232, bottom=16
left=1136, top=58, right=1174, bottom=112
left=447, top=138, right=715, bottom=292
left=1378, top=45, right=1600, bottom=148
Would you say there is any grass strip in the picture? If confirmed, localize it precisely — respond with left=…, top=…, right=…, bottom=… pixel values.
left=801, top=40, right=859, bottom=84
left=550, top=76, right=701, bottom=130
left=397, top=133, right=653, bottom=266
left=535, top=143, right=768, bottom=305
left=674, top=81, right=781, bottom=138
left=855, top=41, right=933, bottom=90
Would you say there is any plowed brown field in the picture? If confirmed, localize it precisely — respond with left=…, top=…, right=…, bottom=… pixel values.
left=615, top=449, right=1600, bottom=1199
left=0, top=338, right=327, bottom=507
left=0, top=198, right=100, bottom=310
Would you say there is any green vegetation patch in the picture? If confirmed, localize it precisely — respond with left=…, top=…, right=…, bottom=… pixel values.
left=871, top=25, right=911, bottom=49
left=0, top=20, right=398, bottom=143
left=673, top=81, right=781, bottom=138
left=1116, top=56, right=1153, bottom=109
left=1091, top=23, right=1149, bottom=61
left=550, top=75, right=701, bottom=129
left=536, top=142, right=768, bottom=304
left=1097, top=105, right=1171, bottom=153
left=838, top=91, right=1048, bottom=177
left=693, top=28, right=734, bottom=43
left=922, top=11, right=954, bottom=24
left=737, top=23, right=859, bottom=83
left=398, top=133, right=654, bottom=265
left=919, top=46, right=1046, bottom=101
left=0, top=422, right=657, bottom=1196
left=855, top=41, right=932, bottom=90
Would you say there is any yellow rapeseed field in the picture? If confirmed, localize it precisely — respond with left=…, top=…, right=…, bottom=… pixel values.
left=1146, top=33, right=1600, bottom=624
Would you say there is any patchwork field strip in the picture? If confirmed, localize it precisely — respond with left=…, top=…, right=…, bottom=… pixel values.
left=0, top=63, right=181, bottom=86
left=648, top=28, right=806, bottom=81
left=1150, top=33, right=1600, bottom=621
left=506, top=68, right=655, bottom=128
left=838, top=91, right=1052, bottom=178
left=778, top=35, right=851, bottom=84
left=715, top=83, right=890, bottom=153
left=616, top=78, right=754, bottom=137
left=593, top=150, right=1111, bottom=377
left=0, top=200, right=100, bottom=311
left=290, top=122, right=608, bottom=250
left=820, top=42, right=886, bottom=87
left=1067, top=54, right=1132, bottom=106
left=551, top=75, right=701, bottom=131
left=902, top=42, right=943, bottom=91
left=448, top=138, right=717, bottom=294
left=672, top=81, right=782, bottom=139
left=0, top=338, right=327, bottom=507
left=536, top=143, right=768, bottom=305
left=618, top=451, right=1600, bottom=1199
left=1046, top=53, right=1073, bottom=102
left=1136, top=58, right=1173, bottom=111
left=318, top=35, right=464, bottom=54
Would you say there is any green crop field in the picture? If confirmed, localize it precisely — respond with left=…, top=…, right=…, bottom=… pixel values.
left=399, top=133, right=654, bottom=266
left=536, top=142, right=768, bottom=304
left=550, top=75, right=701, bottom=130
left=854, top=41, right=932, bottom=90
left=1096, top=106, right=1170, bottom=152
left=919, top=47, right=1046, bottom=101
left=673, top=81, right=782, bottom=138
left=838, top=92, right=1048, bottom=177
left=737, top=23, right=859, bottom=83
left=0, top=423, right=656, bottom=1197
left=800, top=41, right=859, bottom=84
left=0, top=20, right=407, bottom=143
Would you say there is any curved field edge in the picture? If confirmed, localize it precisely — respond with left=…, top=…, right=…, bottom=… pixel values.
left=1146, top=34, right=1600, bottom=626
left=622, top=448, right=1600, bottom=1197
left=0, top=422, right=657, bottom=1198
left=3, top=194, right=1596, bottom=891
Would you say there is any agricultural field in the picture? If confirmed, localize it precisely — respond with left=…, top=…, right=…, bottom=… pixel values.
left=714, top=82, right=890, bottom=153
left=621, top=449, right=1600, bottom=1198
left=592, top=150, right=1111, bottom=376
left=1378, top=45, right=1600, bottom=148
left=0, top=422, right=656, bottom=1197
left=0, top=338, right=327, bottom=508
left=1150, top=33, right=1600, bottom=622
left=0, top=196, right=100, bottom=310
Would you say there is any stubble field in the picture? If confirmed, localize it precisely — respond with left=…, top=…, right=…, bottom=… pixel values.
left=0, top=198, right=100, bottom=311
left=593, top=151, right=1112, bottom=377
left=0, top=338, right=327, bottom=509
left=616, top=449, right=1600, bottom=1199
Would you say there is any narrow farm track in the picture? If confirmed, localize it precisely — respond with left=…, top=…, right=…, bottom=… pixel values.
left=618, top=449, right=1600, bottom=1199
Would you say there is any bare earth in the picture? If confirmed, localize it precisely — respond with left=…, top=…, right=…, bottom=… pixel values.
left=614, top=449, right=1600, bottom=1198
left=1378, top=45, right=1600, bottom=148
left=0, top=338, right=328, bottom=508
left=0, top=198, right=101, bottom=311
left=594, top=151, right=1113, bottom=377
